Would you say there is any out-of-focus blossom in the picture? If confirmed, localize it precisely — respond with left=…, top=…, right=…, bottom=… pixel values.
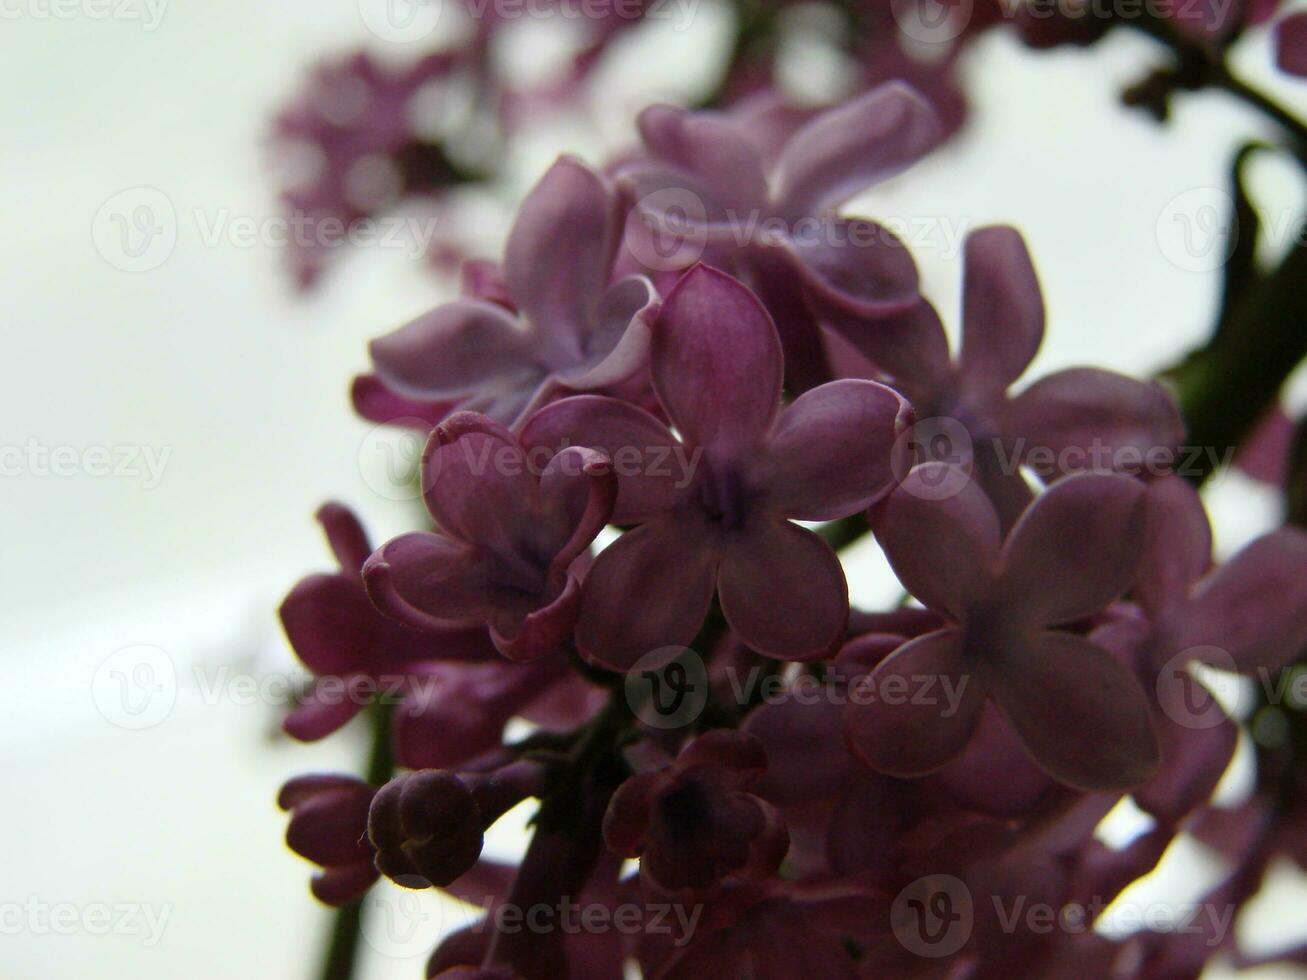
left=278, top=774, right=378, bottom=906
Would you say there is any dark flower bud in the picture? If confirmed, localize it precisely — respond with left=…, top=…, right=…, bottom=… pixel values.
left=278, top=774, right=378, bottom=906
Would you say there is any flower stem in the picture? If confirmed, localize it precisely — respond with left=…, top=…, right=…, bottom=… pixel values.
left=315, top=700, right=395, bottom=980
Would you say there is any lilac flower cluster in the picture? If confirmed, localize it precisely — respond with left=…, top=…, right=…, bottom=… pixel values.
left=273, top=74, right=1307, bottom=979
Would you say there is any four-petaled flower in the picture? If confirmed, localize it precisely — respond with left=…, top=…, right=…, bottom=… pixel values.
left=523, top=264, right=911, bottom=669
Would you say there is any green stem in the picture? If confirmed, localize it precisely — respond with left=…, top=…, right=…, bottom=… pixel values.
left=316, top=701, right=395, bottom=980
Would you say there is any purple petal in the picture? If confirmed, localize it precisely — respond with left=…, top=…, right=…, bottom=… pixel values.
left=284, top=677, right=367, bottom=741
left=519, top=395, right=688, bottom=524
left=653, top=265, right=782, bottom=458
left=756, top=379, right=911, bottom=521
left=825, top=298, right=954, bottom=404
left=1278, top=13, right=1307, bottom=76
left=369, top=299, right=536, bottom=400
left=957, top=226, right=1044, bottom=399
left=315, top=502, right=373, bottom=572
left=350, top=374, right=453, bottom=430
left=536, top=447, right=618, bottom=575
left=635, top=104, right=769, bottom=215
left=780, top=217, right=920, bottom=321
left=869, top=464, right=1002, bottom=619
left=717, top=519, right=849, bottom=660
left=422, top=413, right=538, bottom=557
left=364, top=532, right=499, bottom=629
left=988, top=631, right=1159, bottom=790
left=503, top=156, right=617, bottom=360
left=556, top=275, right=658, bottom=390
left=1002, top=368, right=1185, bottom=481
left=844, top=629, right=985, bottom=776
left=575, top=518, right=719, bottom=671
left=999, top=473, right=1146, bottom=627
left=1167, top=527, right=1307, bottom=674
left=1135, top=679, right=1236, bottom=826
left=280, top=572, right=384, bottom=676
left=772, top=83, right=944, bottom=218
left=491, top=574, right=582, bottom=663
left=935, top=704, right=1053, bottom=818
left=1137, top=475, right=1212, bottom=616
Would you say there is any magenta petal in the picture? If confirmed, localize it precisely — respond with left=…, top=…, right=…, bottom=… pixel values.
left=557, top=275, right=658, bottom=390
left=284, top=679, right=366, bottom=741
left=520, top=395, right=688, bottom=524
left=988, top=631, right=1159, bottom=791
left=1002, top=368, right=1185, bottom=481
left=311, top=864, right=378, bottom=906
left=503, top=156, right=616, bottom=358
left=827, top=298, right=954, bottom=403
left=1167, top=527, right=1307, bottom=674
left=491, top=574, right=582, bottom=663
left=536, top=446, right=618, bottom=574
left=999, top=473, right=1146, bottom=627
left=935, top=703, right=1053, bottom=818
left=281, top=573, right=387, bottom=676
left=1135, top=680, right=1236, bottom=826
left=423, top=413, right=538, bottom=557
left=718, top=519, right=849, bottom=660
left=1276, top=12, right=1307, bottom=76
left=369, top=299, right=536, bottom=400
left=635, top=104, right=769, bottom=215
left=869, top=464, right=1002, bottom=619
left=781, top=217, right=920, bottom=319
left=844, top=629, right=985, bottom=777
left=772, top=82, right=944, bottom=218
left=350, top=374, right=452, bottom=430
left=757, top=379, right=911, bottom=521
left=957, top=226, right=1045, bottom=399
left=575, top=518, right=719, bottom=671
left=364, top=532, right=497, bottom=628
left=1137, top=475, right=1212, bottom=616
left=653, top=265, right=782, bottom=459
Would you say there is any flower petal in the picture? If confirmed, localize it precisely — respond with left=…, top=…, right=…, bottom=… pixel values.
left=1137, top=475, right=1212, bottom=617
left=635, top=104, right=769, bottom=215
left=503, top=156, right=617, bottom=360
left=280, top=572, right=384, bottom=676
left=987, top=631, right=1159, bottom=791
left=1166, top=527, right=1307, bottom=674
left=536, top=446, right=618, bottom=574
left=844, top=629, right=985, bottom=777
left=369, top=299, right=536, bottom=400
left=653, top=265, right=782, bottom=458
left=756, top=379, right=911, bottom=521
left=575, top=517, right=719, bottom=671
left=491, top=574, right=583, bottom=663
left=772, top=82, right=944, bottom=218
left=718, top=518, right=849, bottom=660
left=869, top=464, right=1002, bottom=619
left=363, top=532, right=499, bottom=629
left=957, top=226, right=1044, bottom=399
left=825, top=298, right=954, bottom=404
left=1277, top=12, right=1307, bottom=76
left=519, top=395, right=688, bottom=524
left=556, top=275, right=658, bottom=390
left=422, top=413, right=538, bottom=557
left=1002, top=368, right=1185, bottom=481
left=350, top=374, right=453, bottom=430
left=999, top=472, right=1146, bottom=627
left=780, top=217, right=920, bottom=320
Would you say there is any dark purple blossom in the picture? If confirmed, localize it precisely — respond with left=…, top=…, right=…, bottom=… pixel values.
left=522, top=264, right=910, bottom=668
left=367, top=157, right=659, bottom=427
left=845, top=463, right=1160, bottom=790
left=278, top=774, right=378, bottom=906
left=364, top=412, right=616, bottom=661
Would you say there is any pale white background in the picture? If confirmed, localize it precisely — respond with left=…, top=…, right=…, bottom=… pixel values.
left=3, top=1, right=1307, bottom=976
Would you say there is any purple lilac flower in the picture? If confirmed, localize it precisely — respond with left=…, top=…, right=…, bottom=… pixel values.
left=845, top=463, right=1160, bottom=790
left=521, top=264, right=910, bottom=668
left=617, top=83, right=944, bottom=388
left=363, top=412, right=616, bottom=662
left=1279, top=12, right=1307, bottom=76
left=367, top=157, right=659, bottom=427
left=832, top=225, right=1184, bottom=527
left=278, top=774, right=378, bottom=906
left=604, top=730, right=789, bottom=894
